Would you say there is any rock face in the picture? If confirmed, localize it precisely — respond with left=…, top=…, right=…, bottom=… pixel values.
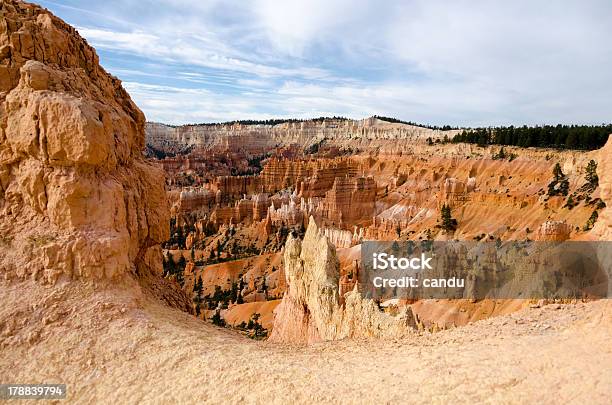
left=0, top=0, right=169, bottom=282
left=592, top=136, right=612, bottom=240
left=146, top=119, right=461, bottom=155
left=439, top=177, right=471, bottom=208
left=269, top=217, right=415, bottom=344
left=321, top=176, right=376, bottom=225
left=535, top=220, right=571, bottom=241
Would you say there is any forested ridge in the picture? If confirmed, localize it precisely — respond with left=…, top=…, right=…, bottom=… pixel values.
left=452, top=124, right=611, bottom=150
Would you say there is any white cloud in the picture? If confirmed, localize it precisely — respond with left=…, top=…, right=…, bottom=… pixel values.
left=253, top=0, right=367, bottom=56
left=40, top=0, right=612, bottom=126
left=77, top=26, right=333, bottom=81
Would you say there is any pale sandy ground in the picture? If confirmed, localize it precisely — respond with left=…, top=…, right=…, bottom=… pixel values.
left=1, top=279, right=611, bottom=404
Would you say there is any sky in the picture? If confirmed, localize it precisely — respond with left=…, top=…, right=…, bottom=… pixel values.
left=36, top=0, right=612, bottom=126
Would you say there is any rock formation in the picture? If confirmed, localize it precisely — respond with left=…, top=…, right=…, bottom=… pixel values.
left=592, top=136, right=612, bottom=240
left=320, top=176, right=376, bottom=225
left=535, top=220, right=572, bottom=241
left=269, top=217, right=416, bottom=344
left=439, top=177, right=472, bottom=208
left=146, top=118, right=461, bottom=155
left=0, top=0, right=170, bottom=284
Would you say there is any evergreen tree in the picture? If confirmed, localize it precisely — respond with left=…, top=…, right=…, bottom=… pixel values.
left=176, top=226, right=184, bottom=248
left=584, top=210, right=599, bottom=231
left=564, top=195, right=576, bottom=210
left=553, top=162, right=563, bottom=180
left=440, top=204, right=456, bottom=231
left=548, top=163, right=569, bottom=196
left=585, top=160, right=598, bottom=192
left=452, top=124, right=611, bottom=150
left=246, top=313, right=266, bottom=338
left=211, top=311, right=225, bottom=327
left=194, top=275, right=203, bottom=296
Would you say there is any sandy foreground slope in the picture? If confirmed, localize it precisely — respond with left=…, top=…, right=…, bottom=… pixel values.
left=1, top=280, right=610, bottom=404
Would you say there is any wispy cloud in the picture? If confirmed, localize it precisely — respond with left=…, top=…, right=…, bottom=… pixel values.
left=77, top=27, right=333, bottom=81
left=39, top=0, right=612, bottom=126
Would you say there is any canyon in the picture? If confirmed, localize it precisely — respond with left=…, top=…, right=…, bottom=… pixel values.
left=0, top=1, right=610, bottom=403
left=156, top=123, right=608, bottom=331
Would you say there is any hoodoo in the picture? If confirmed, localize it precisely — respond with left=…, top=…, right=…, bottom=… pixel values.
left=269, top=216, right=416, bottom=344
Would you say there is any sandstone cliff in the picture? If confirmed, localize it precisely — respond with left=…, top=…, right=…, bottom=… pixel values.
left=0, top=0, right=170, bottom=286
left=269, top=217, right=415, bottom=344
left=592, top=135, right=612, bottom=240
left=146, top=118, right=460, bottom=155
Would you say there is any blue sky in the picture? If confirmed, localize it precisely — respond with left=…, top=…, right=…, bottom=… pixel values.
left=37, top=0, right=612, bottom=126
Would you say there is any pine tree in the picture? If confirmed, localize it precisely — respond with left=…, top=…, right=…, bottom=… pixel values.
left=247, top=313, right=266, bottom=338
left=194, top=275, right=203, bottom=296
left=211, top=311, right=225, bottom=327
left=493, top=147, right=507, bottom=160
left=548, top=163, right=569, bottom=196
left=585, top=160, right=598, bottom=192
left=440, top=204, right=456, bottom=231
left=553, top=163, right=563, bottom=180
left=584, top=210, right=599, bottom=231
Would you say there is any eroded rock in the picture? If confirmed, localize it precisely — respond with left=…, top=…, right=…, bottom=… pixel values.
left=592, top=136, right=612, bottom=240
left=269, top=217, right=415, bottom=344
left=0, top=0, right=168, bottom=283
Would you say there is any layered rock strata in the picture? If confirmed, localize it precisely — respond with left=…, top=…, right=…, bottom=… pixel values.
left=146, top=118, right=461, bottom=155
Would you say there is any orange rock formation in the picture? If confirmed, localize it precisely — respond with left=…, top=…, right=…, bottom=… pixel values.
left=0, top=0, right=169, bottom=284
